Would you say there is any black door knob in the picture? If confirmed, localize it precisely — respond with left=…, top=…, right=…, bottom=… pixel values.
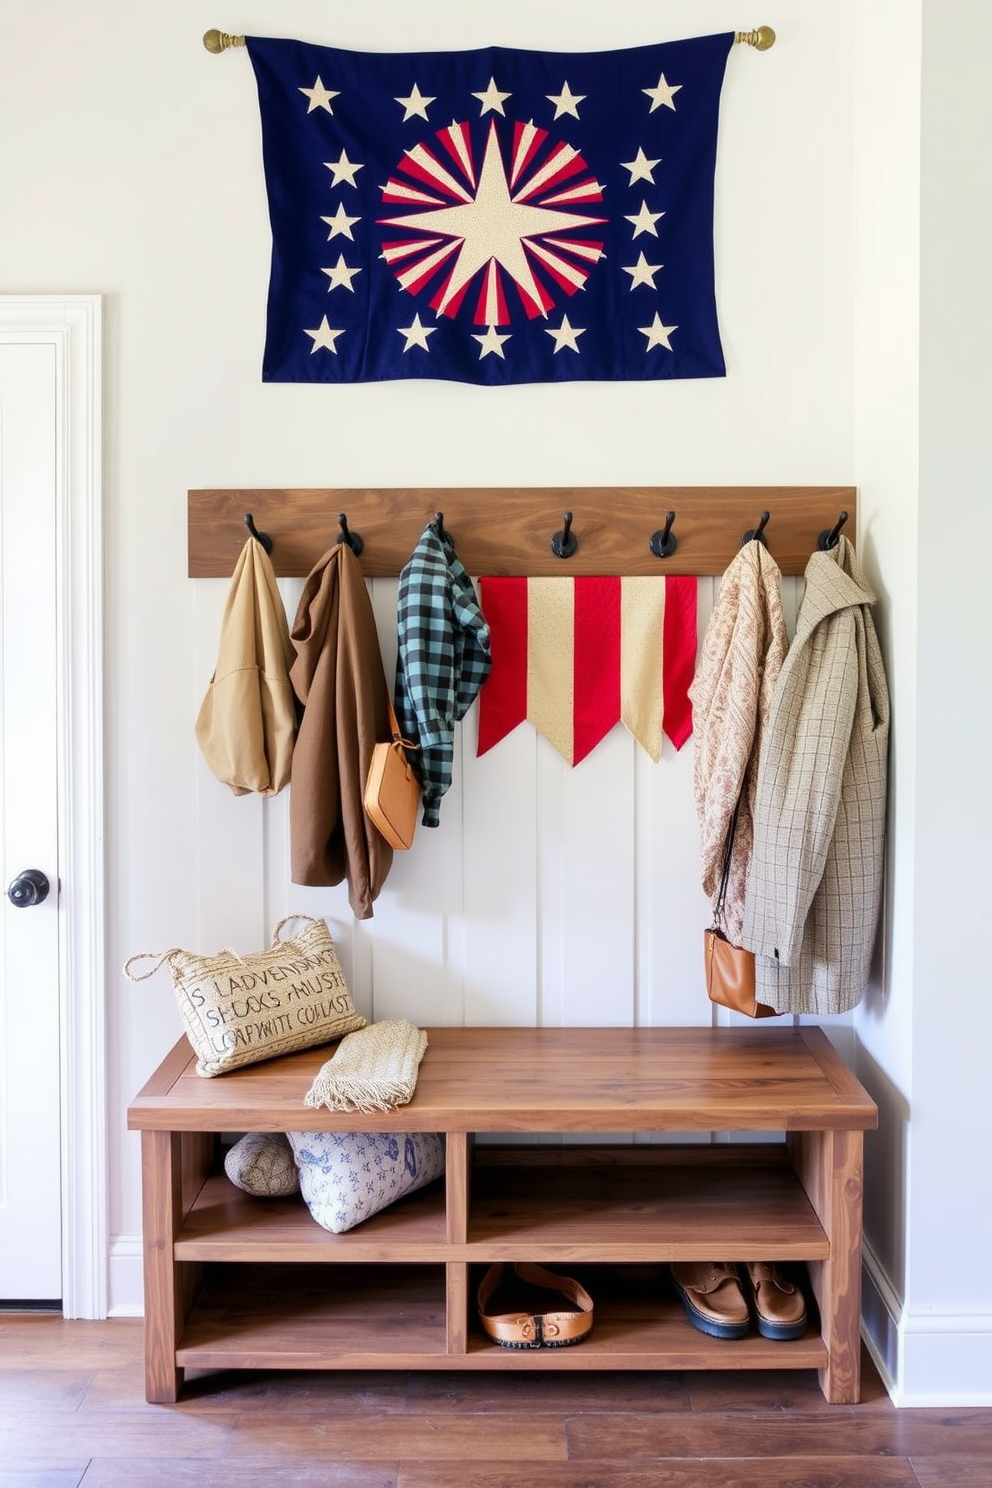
left=6, top=869, right=50, bottom=907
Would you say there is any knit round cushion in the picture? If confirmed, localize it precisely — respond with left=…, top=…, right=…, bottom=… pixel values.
left=224, top=1132, right=300, bottom=1197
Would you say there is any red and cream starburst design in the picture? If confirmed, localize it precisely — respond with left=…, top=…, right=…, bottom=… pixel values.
left=377, top=119, right=607, bottom=326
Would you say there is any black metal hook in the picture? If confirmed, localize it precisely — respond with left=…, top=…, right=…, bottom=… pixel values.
left=741, top=510, right=771, bottom=548
left=649, top=510, right=678, bottom=560
left=335, top=511, right=364, bottom=556
left=817, top=510, right=849, bottom=551
left=432, top=511, right=450, bottom=545
left=243, top=512, right=273, bottom=554
left=551, top=510, right=577, bottom=559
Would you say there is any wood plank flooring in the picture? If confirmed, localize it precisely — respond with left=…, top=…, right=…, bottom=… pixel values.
left=1, top=1316, right=990, bottom=1488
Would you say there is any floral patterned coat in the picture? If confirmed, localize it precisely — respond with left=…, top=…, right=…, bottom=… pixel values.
left=689, top=540, right=788, bottom=944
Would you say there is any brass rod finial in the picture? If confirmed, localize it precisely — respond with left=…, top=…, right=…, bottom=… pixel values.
left=203, top=29, right=245, bottom=54
left=736, top=25, right=776, bottom=49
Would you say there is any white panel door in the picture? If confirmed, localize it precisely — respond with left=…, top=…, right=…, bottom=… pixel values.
left=0, top=342, right=62, bottom=1300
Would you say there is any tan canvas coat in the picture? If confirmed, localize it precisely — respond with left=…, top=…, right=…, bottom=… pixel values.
left=289, top=543, right=393, bottom=919
left=689, top=540, right=788, bottom=943
left=742, top=535, right=890, bottom=1014
left=194, top=535, right=297, bottom=796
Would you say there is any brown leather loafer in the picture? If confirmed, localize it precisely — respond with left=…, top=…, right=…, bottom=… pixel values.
left=670, top=1262, right=750, bottom=1339
left=741, top=1262, right=807, bottom=1340
left=477, top=1262, right=594, bottom=1349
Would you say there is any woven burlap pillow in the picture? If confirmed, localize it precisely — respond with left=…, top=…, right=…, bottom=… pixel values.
left=123, top=914, right=365, bottom=1076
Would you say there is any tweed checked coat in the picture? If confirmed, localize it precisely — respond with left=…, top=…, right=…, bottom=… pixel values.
left=742, top=536, right=890, bottom=1014
left=689, top=540, right=788, bottom=943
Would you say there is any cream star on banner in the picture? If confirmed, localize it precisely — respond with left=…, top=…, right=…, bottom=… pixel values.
left=324, top=150, right=364, bottom=188
left=623, top=252, right=663, bottom=289
left=643, top=73, right=682, bottom=112
left=472, top=77, right=511, bottom=116
left=545, top=315, right=586, bottom=353
left=621, top=147, right=662, bottom=185
left=304, top=317, right=345, bottom=354
left=321, top=203, right=361, bottom=241
left=473, top=324, right=511, bottom=359
left=397, top=314, right=437, bottom=352
left=322, top=255, right=362, bottom=292
left=394, top=83, right=436, bottom=121
left=378, top=124, right=603, bottom=322
left=625, top=200, right=665, bottom=238
left=299, top=76, right=339, bottom=114
left=546, top=81, right=586, bottom=120
left=638, top=314, right=678, bottom=350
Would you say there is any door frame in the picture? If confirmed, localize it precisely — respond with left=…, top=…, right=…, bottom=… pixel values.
left=0, top=295, right=106, bottom=1317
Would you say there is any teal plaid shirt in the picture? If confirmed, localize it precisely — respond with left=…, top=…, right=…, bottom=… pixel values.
left=394, top=523, right=491, bottom=827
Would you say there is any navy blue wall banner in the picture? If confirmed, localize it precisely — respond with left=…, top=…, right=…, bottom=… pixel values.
left=246, top=32, right=734, bottom=387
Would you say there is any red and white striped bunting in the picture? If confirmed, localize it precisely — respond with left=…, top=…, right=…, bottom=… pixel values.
left=477, top=576, right=696, bottom=765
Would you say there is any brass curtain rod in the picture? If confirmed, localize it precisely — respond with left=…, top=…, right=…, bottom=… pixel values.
left=203, top=26, right=776, bottom=53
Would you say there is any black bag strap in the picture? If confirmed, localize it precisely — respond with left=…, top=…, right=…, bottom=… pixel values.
left=713, top=800, right=741, bottom=927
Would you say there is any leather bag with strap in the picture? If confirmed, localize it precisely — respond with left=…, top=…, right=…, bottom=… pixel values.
left=364, top=699, right=420, bottom=851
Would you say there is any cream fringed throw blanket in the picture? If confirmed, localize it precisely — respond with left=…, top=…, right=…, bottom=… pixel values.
left=304, top=1019, right=428, bottom=1113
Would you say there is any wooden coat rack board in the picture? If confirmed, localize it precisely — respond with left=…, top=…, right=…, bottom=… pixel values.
left=187, top=486, right=857, bottom=579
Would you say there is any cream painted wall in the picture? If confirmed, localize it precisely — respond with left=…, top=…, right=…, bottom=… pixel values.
left=904, top=0, right=992, bottom=1401
left=847, top=0, right=992, bottom=1405
left=25, top=0, right=992, bottom=1397
left=0, top=0, right=858, bottom=1284
left=852, top=0, right=921, bottom=1346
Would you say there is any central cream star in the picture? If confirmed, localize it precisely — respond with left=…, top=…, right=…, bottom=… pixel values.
left=643, top=73, right=682, bottom=112
left=299, top=76, right=339, bottom=114
left=472, top=77, right=511, bottom=116
left=473, top=324, right=511, bottom=359
left=546, top=81, right=586, bottom=120
left=321, top=255, right=362, bottom=292
left=379, top=122, right=604, bottom=321
left=395, top=83, right=436, bottom=122
left=638, top=313, right=678, bottom=350
left=304, top=317, right=345, bottom=354
left=545, top=315, right=585, bottom=354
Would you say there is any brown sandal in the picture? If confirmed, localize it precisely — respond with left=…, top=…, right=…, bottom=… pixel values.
left=477, top=1262, right=594, bottom=1349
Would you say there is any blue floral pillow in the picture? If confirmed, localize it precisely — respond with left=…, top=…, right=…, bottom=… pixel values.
left=286, top=1129, right=445, bottom=1233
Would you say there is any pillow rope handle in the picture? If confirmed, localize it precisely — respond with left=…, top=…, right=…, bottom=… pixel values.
left=122, top=950, right=183, bottom=982
left=123, top=915, right=331, bottom=978
left=271, top=912, right=329, bottom=944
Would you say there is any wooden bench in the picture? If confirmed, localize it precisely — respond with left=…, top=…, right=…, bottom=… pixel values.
left=128, top=1024, right=877, bottom=1403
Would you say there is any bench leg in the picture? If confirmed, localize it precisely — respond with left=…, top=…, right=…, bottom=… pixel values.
left=140, top=1129, right=185, bottom=1403
left=789, top=1128, right=864, bottom=1404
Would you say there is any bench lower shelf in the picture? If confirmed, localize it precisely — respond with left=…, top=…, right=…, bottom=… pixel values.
left=176, top=1263, right=829, bottom=1376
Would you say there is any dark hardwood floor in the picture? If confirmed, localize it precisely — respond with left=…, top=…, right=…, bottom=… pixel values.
left=1, top=1316, right=990, bottom=1488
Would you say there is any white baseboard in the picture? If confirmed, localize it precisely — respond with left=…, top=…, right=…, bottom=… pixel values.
left=862, top=1240, right=992, bottom=1406
left=107, top=1234, right=144, bottom=1317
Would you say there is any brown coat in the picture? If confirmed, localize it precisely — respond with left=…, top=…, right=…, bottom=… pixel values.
left=289, top=544, right=393, bottom=918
